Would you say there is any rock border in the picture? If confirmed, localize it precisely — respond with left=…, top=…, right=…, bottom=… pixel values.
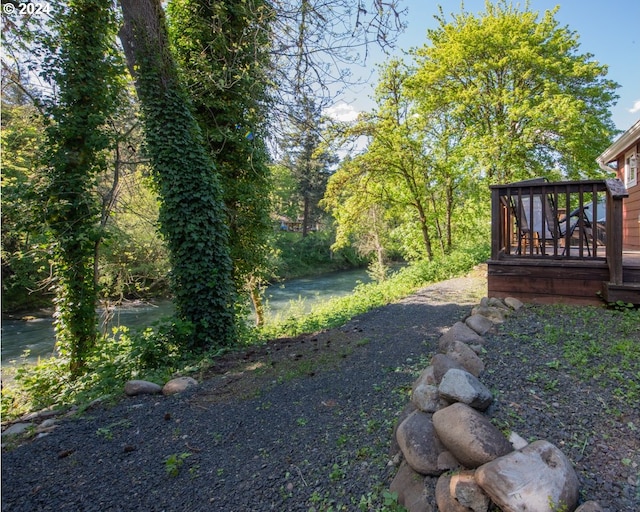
left=388, top=296, right=604, bottom=512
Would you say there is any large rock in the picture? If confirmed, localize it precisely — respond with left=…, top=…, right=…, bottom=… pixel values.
left=475, top=440, right=579, bottom=512
left=391, top=402, right=418, bottom=458
left=162, top=376, right=198, bottom=395
left=125, top=380, right=162, bottom=396
left=487, top=297, right=510, bottom=310
left=432, top=403, right=512, bottom=469
left=390, top=461, right=434, bottom=512
left=438, top=322, right=484, bottom=352
left=503, top=297, right=523, bottom=311
left=436, top=471, right=490, bottom=512
left=445, top=341, right=485, bottom=377
left=396, top=410, right=446, bottom=476
left=438, top=369, right=493, bottom=411
left=411, top=384, right=442, bottom=413
left=413, top=366, right=437, bottom=388
left=465, top=314, right=494, bottom=336
left=431, top=354, right=467, bottom=384
left=471, top=305, right=510, bottom=324
left=1, top=422, right=34, bottom=438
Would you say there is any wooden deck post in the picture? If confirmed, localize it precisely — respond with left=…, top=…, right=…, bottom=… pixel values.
left=490, top=187, right=502, bottom=259
left=605, top=179, right=628, bottom=285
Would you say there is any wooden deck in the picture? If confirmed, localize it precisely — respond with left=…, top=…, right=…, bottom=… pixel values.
left=488, top=179, right=640, bottom=305
left=488, top=251, right=640, bottom=305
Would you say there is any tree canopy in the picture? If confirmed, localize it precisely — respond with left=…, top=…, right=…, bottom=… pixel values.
left=408, top=1, right=619, bottom=182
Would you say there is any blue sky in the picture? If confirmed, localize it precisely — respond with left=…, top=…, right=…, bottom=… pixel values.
left=329, top=0, right=640, bottom=133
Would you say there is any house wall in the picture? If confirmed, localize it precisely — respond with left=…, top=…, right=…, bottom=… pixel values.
left=616, top=140, right=640, bottom=250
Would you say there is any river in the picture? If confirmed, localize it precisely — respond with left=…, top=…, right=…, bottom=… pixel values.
left=1, top=268, right=371, bottom=365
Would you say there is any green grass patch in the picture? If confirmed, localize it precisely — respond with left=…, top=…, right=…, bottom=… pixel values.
left=255, top=244, right=489, bottom=341
left=535, top=304, right=640, bottom=402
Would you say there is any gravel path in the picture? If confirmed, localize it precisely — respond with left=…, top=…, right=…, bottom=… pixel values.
left=2, top=270, right=638, bottom=511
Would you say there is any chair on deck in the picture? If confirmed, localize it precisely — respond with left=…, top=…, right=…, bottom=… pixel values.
left=508, top=178, right=593, bottom=257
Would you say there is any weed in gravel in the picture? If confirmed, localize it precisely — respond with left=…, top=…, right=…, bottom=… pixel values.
left=95, top=419, right=131, bottom=440
left=534, top=305, right=640, bottom=402
left=329, top=463, right=346, bottom=481
left=164, top=452, right=191, bottom=477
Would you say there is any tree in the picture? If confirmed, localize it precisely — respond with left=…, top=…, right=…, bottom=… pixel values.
left=119, top=0, right=236, bottom=350
left=326, top=60, right=439, bottom=260
left=0, top=94, right=51, bottom=311
left=408, top=1, right=619, bottom=183
left=282, top=96, right=336, bottom=237
left=166, top=0, right=274, bottom=326
left=266, top=0, right=405, bottom=151
left=38, top=0, right=122, bottom=375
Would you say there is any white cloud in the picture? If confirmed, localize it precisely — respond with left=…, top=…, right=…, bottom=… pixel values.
left=324, top=103, right=360, bottom=122
left=629, top=99, right=640, bottom=114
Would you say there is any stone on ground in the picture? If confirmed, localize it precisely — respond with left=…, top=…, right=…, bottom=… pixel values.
left=508, top=431, right=528, bottom=450
left=445, top=341, right=485, bottom=376
left=413, top=366, right=437, bottom=388
left=1, top=423, right=33, bottom=438
left=436, top=471, right=490, bottom=512
left=475, top=440, right=579, bottom=512
left=487, top=297, right=510, bottom=310
left=471, top=305, right=510, bottom=324
left=411, top=383, right=442, bottom=413
left=396, top=410, right=446, bottom=476
left=390, top=461, right=434, bottom=512
left=465, top=314, right=494, bottom=336
left=162, top=376, right=198, bottom=395
left=503, top=297, right=524, bottom=310
left=438, top=322, right=484, bottom=353
left=432, top=403, right=512, bottom=469
left=438, top=369, right=493, bottom=411
left=125, top=380, right=162, bottom=396
left=390, top=402, right=417, bottom=458
left=575, top=501, right=604, bottom=512
left=431, top=354, right=467, bottom=384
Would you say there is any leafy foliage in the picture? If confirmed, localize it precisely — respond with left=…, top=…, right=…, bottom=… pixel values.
left=408, top=1, right=618, bottom=182
left=167, top=0, right=275, bottom=324
left=324, top=59, right=480, bottom=263
left=281, top=96, right=337, bottom=237
left=39, top=0, right=123, bottom=375
left=119, top=0, right=236, bottom=351
left=2, top=316, right=196, bottom=419
left=1, top=101, right=52, bottom=311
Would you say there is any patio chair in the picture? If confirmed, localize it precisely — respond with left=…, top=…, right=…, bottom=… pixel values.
left=509, top=178, right=592, bottom=257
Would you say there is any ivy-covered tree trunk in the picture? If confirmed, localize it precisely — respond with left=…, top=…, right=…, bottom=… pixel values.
left=119, top=0, right=236, bottom=350
left=43, top=0, right=120, bottom=376
left=166, top=0, right=274, bottom=323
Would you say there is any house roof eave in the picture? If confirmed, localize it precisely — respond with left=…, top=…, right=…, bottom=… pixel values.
left=596, top=119, right=640, bottom=167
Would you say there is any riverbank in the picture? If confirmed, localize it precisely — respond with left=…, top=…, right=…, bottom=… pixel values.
left=3, top=269, right=637, bottom=511
left=1, top=268, right=375, bottom=365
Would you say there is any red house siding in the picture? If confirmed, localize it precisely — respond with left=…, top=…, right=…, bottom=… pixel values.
left=615, top=141, right=640, bottom=250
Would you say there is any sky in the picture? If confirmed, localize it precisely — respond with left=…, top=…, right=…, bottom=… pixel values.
left=327, top=0, right=640, bottom=133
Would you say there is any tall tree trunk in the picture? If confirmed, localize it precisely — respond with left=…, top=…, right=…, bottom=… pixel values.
left=302, top=194, right=310, bottom=237
left=119, top=0, right=236, bottom=350
left=43, top=0, right=119, bottom=375
left=415, top=201, right=433, bottom=260
left=247, top=279, right=265, bottom=327
left=445, top=179, right=454, bottom=251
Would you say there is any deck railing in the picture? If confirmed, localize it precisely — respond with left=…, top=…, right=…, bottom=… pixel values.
left=490, top=178, right=628, bottom=283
